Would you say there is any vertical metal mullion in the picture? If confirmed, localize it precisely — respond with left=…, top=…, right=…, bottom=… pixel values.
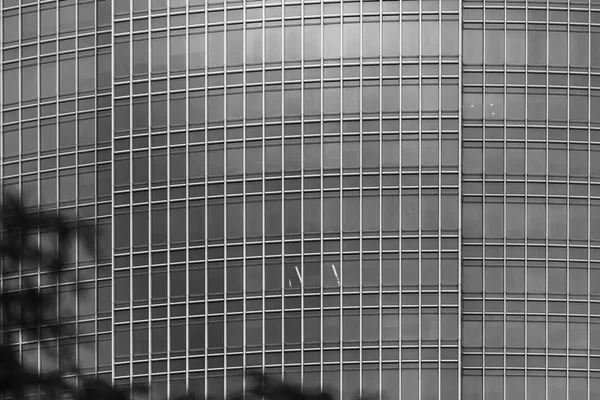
left=128, top=0, right=136, bottom=391
left=241, top=0, right=248, bottom=392
left=524, top=4, right=537, bottom=396
left=110, top=0, right=117, bottom=388
left=377, top=2, right=383, bottom=399
left=587, top=2, right=592, bottom=397
left=358, top=0, right=364, bottom=395
left=93, top=0, right=102, bottom=378
left=146, top=3, right=155, bottom=386
left=36, top=0, right=43, bottom=378
left=437, top=4, right=443, bottom=400
left=278, top=5, right=286, bottom=387
left=278, top=2, right=286, bottom=387
left=398, top=2, right=403, bottom=399
left=299, top=1, right=306, bottom=389
left=417, top=2, right=423, bottom=399
left=319, top=0, right=325, bottom=393
left=222, top=1, right=230, bottom=395
left=337, top=9, right=344, bottom=397
left=165, top=1, right=172, bottom=392
left=74, top=2, right=81, bottom=383
left=260, top=0, right=266, bottom=379
left=184, top=0, right=191, bottom=391
left=17, top=0, right=24, bottom=373
left=202, top=1, right=209, bottom=397
left=566, top=3, right=571, bottom=398
left=456, top=0, right=463, bottom=398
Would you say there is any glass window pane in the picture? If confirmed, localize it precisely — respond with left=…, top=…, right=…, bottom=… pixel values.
left=323, top=23, right=341, bottom=59
left=304, top=24, right=321, bottom=61
left=284, top=25, right=301, bottom=62
left=463, top=29, right=482, bottom=64
left=343, top=23, right=360, bottom=58
left=170, top=34, right=186, bottom=72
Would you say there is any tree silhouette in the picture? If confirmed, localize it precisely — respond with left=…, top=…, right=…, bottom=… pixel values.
left=0, top=192, right=140, bottom=400
left=0, top=191, right=373, bottom=400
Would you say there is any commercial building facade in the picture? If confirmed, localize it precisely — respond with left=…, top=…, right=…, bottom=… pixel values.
left=462, top=1, right=600, bottom=399
left=1, top=0, right=599, bottom=399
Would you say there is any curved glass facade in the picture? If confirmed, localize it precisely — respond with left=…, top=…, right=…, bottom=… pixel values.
left=111, top=1, right=460, bottom=398
left=462, top=0, right=600, bottom=399
left=2, top=0, right=600, bottom=400
left=0, top=0, right=114, bottom=387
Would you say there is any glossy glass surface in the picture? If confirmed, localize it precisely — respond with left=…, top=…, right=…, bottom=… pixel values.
left=462, top=1, right=600, bottom=399
left=10, top=0, right=600, bottom=399
left=109, top=0, right=460, bottom=398
left=0, top=0, right=114, bottom=385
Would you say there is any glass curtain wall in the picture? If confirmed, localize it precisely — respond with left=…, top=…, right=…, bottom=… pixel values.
left=1, top=0, right=462, bottom=400
left=0, top=0, right=114, bottom=387
left=110, top=0, right=460, bottom=399
left=462, top=0, right=600, bottom=399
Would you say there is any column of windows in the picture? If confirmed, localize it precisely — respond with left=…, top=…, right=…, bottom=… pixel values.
left=462, top=0, right=600, bottom=399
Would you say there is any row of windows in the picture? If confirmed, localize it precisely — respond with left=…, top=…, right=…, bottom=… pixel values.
left=1, top=32, right=109, bottom=63
left=113, top=320, right=458, bottom=364
left=9, top=174, right=461, bottom=204
left=111, top=62, right=460, bottom=85
left=111, top=139, right=459, bottom=183
left=111, top=236, right=458, bottom=260
left=464, top=71, right=600, bottom=87
left=464, top=1, right=600, bottom=10
left=2, top=113, right=111, bottom=158
left=113, top=192, right=459, bottom=246
left=1, top=50, right=111, bottom=106
left=463, top=242, right=597, bottom=258
left=464, top=200, right=600, bottom=240
left=114, top=9, right=459, bottom=38
left=465, top=0, right=598, bottom=5
left=463, top=127, right=598, bottom=142
left=464, top=27, right=600, bottom=68
left=1, top=101, right=111, bottom=128
left=110, top=0, right=459, bottom=18
left=15, top=125, right=600, bottom=164
left=464, top=9, right=600, bottom=24
left=113, top=19, right=459, bottom=79
left=113, top=296, right=459, bottom=316
left=464, top=185, right=600, bottom=198
left=114, top=354, right=460, bottom=374
left=114, top=362, right=460, bottom=390
left=464, top=91, right=600, bottom=123
left=463, top=301, right=600, bottom=317
left=79, top=293, right=600, bottom=328
left=111, top=89, right=458, bottom=134
left=2, top=118, right=462, bottom=160
left=109, top=265, right=598, bottom=305
left=463, top=145, right=600, bottom=177
left=1, top=0, right=111, bottom=44
left=115, top=6, right=460, bottom=35
left=464, top=261, right=600, bottom=293
left=112, top=76, right=600, bottom=94
left=3, top=163, right=111, bottom=204
left=113, top=257, right=458, bottom=300
left=120, top=367, right=600, bottom=400
left=114, top=366, right=458, bottom=400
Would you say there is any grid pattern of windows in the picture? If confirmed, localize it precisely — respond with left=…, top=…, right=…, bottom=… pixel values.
left=15, top=0, right=600, bottom=400
left=0, top=0, right=114, bottom=386
left=110, top=0, right=460, bottom=399
left=462, top=1, right=600, bottom=399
